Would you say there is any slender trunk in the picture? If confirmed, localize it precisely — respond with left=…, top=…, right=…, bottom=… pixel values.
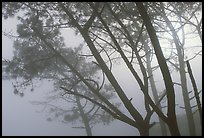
left=70, top=76, right=93, bottom=136
left=136, top=2, right=180, bottom=136
left=166, top=118, right=181, bottom=136
left=144, top=39, right=168, bottom=136
left=160, top=3, right=196, bottom=135
left=75, top=94, right=92, bottom=136
left=186, top=60, right=202, bottom=127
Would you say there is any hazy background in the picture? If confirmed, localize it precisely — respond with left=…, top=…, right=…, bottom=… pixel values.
left=2, top=16, right=138, bottom=136
left=2, top=11, right=202, bottom=136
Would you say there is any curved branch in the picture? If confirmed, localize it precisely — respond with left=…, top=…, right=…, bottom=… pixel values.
left=60, top=86, right=139, bottom=128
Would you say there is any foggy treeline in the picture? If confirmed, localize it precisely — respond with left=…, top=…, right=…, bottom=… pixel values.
left=2, top=2, right=202, bottom=136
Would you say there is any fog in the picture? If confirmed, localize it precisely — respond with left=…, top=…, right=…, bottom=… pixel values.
left=2, top=10, right=202, bottom=136
left=2, top=17, right=139, bottom=136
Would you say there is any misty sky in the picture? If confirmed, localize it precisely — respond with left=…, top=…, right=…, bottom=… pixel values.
left=2, top=8, right=202, bottom=136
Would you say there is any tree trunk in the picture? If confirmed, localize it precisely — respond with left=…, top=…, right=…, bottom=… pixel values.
left=138, top=128, right=149, bottom=136
left=144, top=39, right=168, bottom=136
left=186, top=60, right=202, bottom=127
left=138, top=122, right=150, bottom=136
left=167, top=118, right=181, bottom=136
left=71, top=75, right=93, bottom=136
left=160, top=3, right=196, bottom=135
left=136, top=2, right=180, bottom=136
left=74, top=90, right=92, bottom=136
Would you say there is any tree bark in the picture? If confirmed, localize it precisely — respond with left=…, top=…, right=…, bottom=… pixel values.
left=136, top=2, right=180, bottom=136
left=138, top=124, right=150, bottom=136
